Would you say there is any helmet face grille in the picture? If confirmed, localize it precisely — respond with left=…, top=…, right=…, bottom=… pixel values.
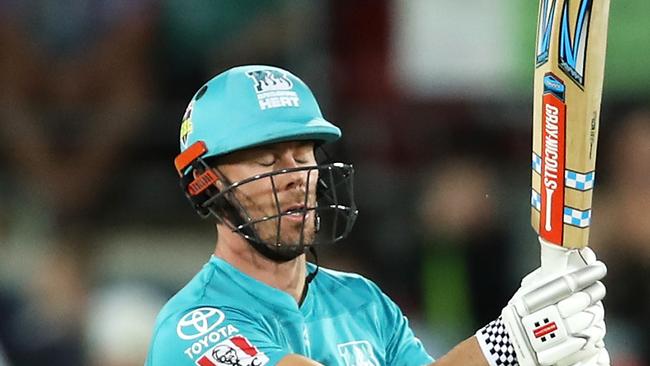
left=203, top=163, right=358, bottom=254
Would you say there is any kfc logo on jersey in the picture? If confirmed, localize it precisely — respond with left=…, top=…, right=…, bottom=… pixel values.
left=337, top=341, right=380, bottom=366
left=246, top=70, right=300, bottom=111
left=177, top=307, right=226, bottom=340
left=196, top=335, right=269, bottom=366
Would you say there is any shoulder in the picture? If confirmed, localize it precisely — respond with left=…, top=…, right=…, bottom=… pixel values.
left=146, top=263, right=277, bottom=365
left=312, top=266, right=411, bottom=323
left=147, top=300, right=293, bottom=366
left=308, top=266, right=391, bottom=317
left=147, top=303, right=265, bottom=366
left=314, top=266, right=384, bottom=295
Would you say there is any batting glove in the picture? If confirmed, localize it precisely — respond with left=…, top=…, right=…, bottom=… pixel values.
left=476, top=241, right=609, bottom=366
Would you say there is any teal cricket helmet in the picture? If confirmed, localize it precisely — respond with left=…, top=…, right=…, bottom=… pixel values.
left=174, top=65, right=357, bottom=263
left=179, top=65, right=341, bottom=161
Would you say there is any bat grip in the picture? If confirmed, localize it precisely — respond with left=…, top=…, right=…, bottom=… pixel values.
left=539, top=236, right=571, bottom=276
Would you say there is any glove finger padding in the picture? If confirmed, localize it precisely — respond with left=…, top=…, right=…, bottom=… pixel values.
left=557, top=282, right=605, bottom=318
left=513, top=246, right=602, bottom=307
left=564, top=302, right=604, bottom=335
left=575, top=318, right=606, bottom=351
left=596, top=348, right=610, bottom=366
left=515, top=262, right=606, bottom=316
left=556, top=342, right=610, bottom=366
left=569, top=247, right=597, bottom=268
left=534, top=318, right=606, bottom=366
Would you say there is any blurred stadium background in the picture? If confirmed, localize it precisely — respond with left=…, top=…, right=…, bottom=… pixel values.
left=0, top=1, right=647, bottom=365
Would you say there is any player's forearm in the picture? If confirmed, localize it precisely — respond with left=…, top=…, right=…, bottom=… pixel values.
left=277, top=354, right=324, bottom=366
left=429, top=336, right=489, bottom=366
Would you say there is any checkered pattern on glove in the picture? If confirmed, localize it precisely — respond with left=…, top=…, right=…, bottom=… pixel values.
left=476, top=316, right=519, bottom=366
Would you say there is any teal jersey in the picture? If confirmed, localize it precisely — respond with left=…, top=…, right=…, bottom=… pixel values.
left=145, top=256, right=434, bottom=366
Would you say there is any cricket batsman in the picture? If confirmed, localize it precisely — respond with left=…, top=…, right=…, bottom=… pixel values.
left=145, top=65, right=609, bottom=366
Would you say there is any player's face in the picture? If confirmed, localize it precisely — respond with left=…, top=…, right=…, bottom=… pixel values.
left=217, top=141, right=319, bottom=247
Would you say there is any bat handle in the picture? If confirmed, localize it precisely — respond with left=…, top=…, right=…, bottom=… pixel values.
left=539, top=236, right=572, bottom=276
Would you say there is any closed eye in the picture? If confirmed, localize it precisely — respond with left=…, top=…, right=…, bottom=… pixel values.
left=294, top=151, right=314, bottom=165
left=256, top=157, right=276, bottom=167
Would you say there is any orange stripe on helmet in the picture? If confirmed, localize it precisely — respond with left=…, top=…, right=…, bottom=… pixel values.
left=174, top=141, right=208, bottom=177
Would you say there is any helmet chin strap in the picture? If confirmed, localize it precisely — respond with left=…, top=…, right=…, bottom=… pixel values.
left=305, top=246, right=319, bottom=284
left=222, top=203, right=320, bottom=287
left=205, top=165, right=317, bottom=264
left=216, top=202, right=321, bottom=305
left=214, top=197, right=309, bottom=263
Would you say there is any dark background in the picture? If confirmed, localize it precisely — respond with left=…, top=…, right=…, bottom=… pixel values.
left=0, top=1, right=648, bottom=365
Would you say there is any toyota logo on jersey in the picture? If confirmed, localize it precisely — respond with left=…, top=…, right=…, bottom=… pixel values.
left=177, top=307, right=226, bottom=340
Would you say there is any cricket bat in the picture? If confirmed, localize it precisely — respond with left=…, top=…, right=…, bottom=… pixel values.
left=530, top=0, right=610, bottom=269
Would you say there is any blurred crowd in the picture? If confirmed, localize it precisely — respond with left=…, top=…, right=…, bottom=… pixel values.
left=0, top=1, right=647, bottom=366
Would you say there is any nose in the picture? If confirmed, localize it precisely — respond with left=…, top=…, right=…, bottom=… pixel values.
left=280, top=165, right=307, bottom=192
left=275, top=155, right=311, bottom=192
left=283, top=174, right=304, bottom=192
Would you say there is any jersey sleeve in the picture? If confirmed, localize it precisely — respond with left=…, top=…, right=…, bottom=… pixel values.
left=145, top=306, right=289, bottom=366
left=369, top=282, right=435, bottom=366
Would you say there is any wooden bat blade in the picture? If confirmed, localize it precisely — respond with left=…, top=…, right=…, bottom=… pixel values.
left=531, top=0, right=610, bottom=249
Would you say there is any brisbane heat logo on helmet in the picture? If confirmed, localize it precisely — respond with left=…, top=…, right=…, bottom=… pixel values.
left=246, top=69, right=300, bottom=111
left=247, top=69, right=293, bottom=93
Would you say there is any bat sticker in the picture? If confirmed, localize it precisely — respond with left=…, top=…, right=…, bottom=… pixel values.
left=536, top=0, right=558, bottom=66
left=539, top=73, right=567, bottom=244
left=559, top=0, right=594, bottom=86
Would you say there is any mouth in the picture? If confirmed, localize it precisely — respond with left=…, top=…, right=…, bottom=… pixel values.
left=281, top=204, right=308, bottom=222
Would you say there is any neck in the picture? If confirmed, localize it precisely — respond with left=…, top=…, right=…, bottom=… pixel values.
left=214, top=224, right=307, bottom=304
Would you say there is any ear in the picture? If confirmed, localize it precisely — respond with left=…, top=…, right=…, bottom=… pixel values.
left=213, top=176, right=226, bottom=191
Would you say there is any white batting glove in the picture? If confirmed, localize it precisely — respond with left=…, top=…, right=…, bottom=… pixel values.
left=476, top=242, right=609, bottom=366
